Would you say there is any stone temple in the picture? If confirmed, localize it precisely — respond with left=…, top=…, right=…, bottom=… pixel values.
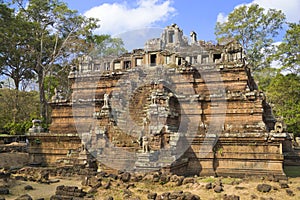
left=27, top=24, right=292, bottom=178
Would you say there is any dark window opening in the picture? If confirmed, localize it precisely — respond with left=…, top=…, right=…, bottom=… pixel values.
left=94, top=64, right=100, bottom=71
left=177, top=57, right=182, bottom=65
left=193, top=56, right=197, bottom=64
left=124, top=61, right=131, bottom=69
left=168, top=31, right=175, bottom=43
left=213, top=54, right=221, bottom=63
left=105, top=62, right=110, bottom=71
left=229, top=53, right=234, bottom=61
left=150, top=54, right=157, bottom=66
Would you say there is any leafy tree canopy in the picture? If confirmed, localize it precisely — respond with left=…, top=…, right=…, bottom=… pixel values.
left=0, top=3, right=35, bottom=90
left=6, top=0, right=101, bottom=122
left=266, top=73, right=300, bottom=135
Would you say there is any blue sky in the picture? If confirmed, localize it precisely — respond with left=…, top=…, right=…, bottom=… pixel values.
left=64, top=0, right=248, bottom=40
left=64, top=0, right=299, bottom=49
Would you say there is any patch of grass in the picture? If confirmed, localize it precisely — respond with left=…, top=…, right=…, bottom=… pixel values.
left=221, top=177, right=242, bottom=184
left=198, top=177, right=242, bottom=184
left=199, top=177, right=217, bottom=183
left=284, top=166, right=300, bottom=177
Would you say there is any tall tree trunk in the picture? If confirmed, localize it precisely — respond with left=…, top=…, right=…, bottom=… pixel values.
left=38, top=70, right=48, bottom=123
left=12, top=79, right=20, bottom=124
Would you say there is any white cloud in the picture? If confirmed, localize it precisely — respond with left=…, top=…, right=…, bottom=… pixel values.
left=216, top=12, right=228, bottom=23
left=253, top=0, right=300, bottom=23
left=115, top=27, right=163, bottom=50
left=84, top=0, right=176, bottom=35
left=272, top=41, right=282, bottom=46
left=270, top=42, right=282, bottom=69
left=217, top=0, right=300, bottom=24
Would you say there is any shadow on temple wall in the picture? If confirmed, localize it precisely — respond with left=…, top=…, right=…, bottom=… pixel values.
left=170, top=145, right=203, bottom=176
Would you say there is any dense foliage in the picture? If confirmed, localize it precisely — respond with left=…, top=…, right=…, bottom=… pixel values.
left=271, top=22, right=300, bottom=136
left=266, top=74, right=300, bottom=134
left=0, top=89, right=39, bottom=134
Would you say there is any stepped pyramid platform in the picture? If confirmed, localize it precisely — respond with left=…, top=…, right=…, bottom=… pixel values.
left=27, top=24, right=293, bottom=178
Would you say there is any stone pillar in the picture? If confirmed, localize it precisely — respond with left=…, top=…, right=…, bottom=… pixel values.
left=190, top=31, right=197, bottom=44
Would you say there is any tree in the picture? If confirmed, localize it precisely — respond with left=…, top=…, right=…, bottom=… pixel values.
left=0, top=3, right=36, bottom=123
left=43, top=64, right=71, bottom=101
left=253, top=67, right=277, bottom=91
left=267, top=22, right=300, bottom=136
left=0, top=3, right=35, bottom=90
left=215, top=4, right=286, bottom=71
left=88, top=34, right=127, bottom=58
left=12, top=0, right=100, bottom=123
left=266, top=74, right=300, bottom=135
left=274, top=21, right=300, bottom=74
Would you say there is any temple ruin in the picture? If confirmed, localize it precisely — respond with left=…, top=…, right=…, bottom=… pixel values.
left=27, top=24, right=293, bottom=178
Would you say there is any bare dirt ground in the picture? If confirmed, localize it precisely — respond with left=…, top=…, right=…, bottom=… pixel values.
left=93, top=176, right=300, bottom=200
left=1, top=177, right=82, bottom=200
left=0, top=171, right=300, bottom=200
left=0, top=152, right=300, bottom=200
